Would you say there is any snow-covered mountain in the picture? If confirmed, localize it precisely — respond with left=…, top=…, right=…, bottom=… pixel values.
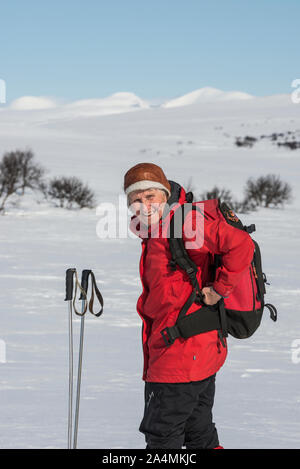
left=10, top=96, right=58, bottom=111
left=3, top=88, right=293, bottom=123
left=162, top=86, right=254, bottom=108
left=7, top=92, right=150, bottom=119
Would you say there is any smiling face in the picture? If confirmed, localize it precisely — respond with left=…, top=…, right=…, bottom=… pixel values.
left=128, top=188, right=168, bottom=227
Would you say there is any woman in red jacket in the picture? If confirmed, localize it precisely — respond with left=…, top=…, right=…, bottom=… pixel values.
left=124, top=163, right=254, bottom=449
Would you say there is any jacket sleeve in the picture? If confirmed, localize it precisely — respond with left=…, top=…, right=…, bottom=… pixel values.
left=183, top=210, right=254, bottom=298
left=211, top=219, right=255, bottom=298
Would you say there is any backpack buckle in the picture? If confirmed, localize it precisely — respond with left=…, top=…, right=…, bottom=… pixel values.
left=169, top=260, right=177, bottom=271
left=186, top=267, right=196, bottom=276
left=160, top=326, right=180, bottom=347
left=244, top=224, right=256, bottom=233
left=194, top=290, right=204, bottom=305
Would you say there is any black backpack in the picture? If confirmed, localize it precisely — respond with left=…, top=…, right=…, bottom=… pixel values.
left=160, top=189, right=277, bottom=347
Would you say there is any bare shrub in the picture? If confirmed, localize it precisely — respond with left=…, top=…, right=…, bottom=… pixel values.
left=230, top=198, right=257, bottom=214
left=0, top=149, right=45, bottom=212
left=235, top=136, right=257, bottom=148
left=199, top=186, right=234, bottom=206
left=47, top=176, right=96, bottom=209
left=244, top=174, right=292, bottom=208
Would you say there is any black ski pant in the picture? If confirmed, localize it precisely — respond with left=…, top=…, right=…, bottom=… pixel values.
left=139, top=374, right=219, bottom=449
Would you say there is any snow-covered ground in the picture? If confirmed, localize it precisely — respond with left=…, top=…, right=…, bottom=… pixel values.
left=0, top=89, right=299, bottom=449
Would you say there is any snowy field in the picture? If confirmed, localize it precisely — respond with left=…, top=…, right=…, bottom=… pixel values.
left=0, top=89, right=299, bottom=449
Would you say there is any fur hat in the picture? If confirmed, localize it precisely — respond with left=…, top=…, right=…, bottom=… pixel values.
left=124, top=163, right=171, bottom=198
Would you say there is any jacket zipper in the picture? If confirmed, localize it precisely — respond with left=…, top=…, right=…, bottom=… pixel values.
left=249, top=265, right=255, bottom=312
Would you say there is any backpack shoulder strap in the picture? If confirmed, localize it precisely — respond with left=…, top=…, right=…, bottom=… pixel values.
left=162, top=203, right=227, bottom=347
left=168, top=203, right=205, bottom=291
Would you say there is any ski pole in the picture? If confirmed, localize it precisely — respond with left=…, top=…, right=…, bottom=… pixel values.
left=64, top=268, right=76, bottom=450
left=73, top=269, right=90, bottom=449
left=64, top=268, right=103, bottom=449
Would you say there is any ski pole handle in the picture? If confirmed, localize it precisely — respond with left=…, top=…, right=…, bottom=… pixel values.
left=79, top=269, right=91, bottom=300
left=65, top=268, right=76, bottom=301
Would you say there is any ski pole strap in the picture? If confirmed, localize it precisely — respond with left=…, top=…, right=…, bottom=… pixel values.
left=88, top=271, right=104, bottom=317
left=73, top=270, right=88, bottom=316
left=79, top=269, right=104, bottom=317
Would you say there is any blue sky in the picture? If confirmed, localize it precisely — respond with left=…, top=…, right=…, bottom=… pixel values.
left=0, top=0, right=299, bottom=102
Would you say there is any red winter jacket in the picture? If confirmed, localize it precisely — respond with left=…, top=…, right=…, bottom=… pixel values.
left=130, top=184, right=254, bottom=383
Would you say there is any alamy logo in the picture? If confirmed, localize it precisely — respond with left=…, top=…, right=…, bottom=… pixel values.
left=0, top=340, right=6, bottom=363
left=95, top=196, right=205, bottom=250
left=291, top=339, right=300, bottom=364
left=291, top=79, right=300, bottom=104
left=0, top=79, right=6, bottom=104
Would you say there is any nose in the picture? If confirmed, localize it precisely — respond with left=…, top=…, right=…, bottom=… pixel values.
left=139, top=200, right=152, bottom=215
left=142, top=199, right=152, bottom=211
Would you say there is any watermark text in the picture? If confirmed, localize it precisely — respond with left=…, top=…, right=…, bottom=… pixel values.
left=0, top=339, right=6, bottom=364
left=0, top=79, right=6, bottom=104
left=95, top=195, right=204, bottom=249
left=291, top=339, right=300, bottom=364
left=291, top=79, right=300, bottom=104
